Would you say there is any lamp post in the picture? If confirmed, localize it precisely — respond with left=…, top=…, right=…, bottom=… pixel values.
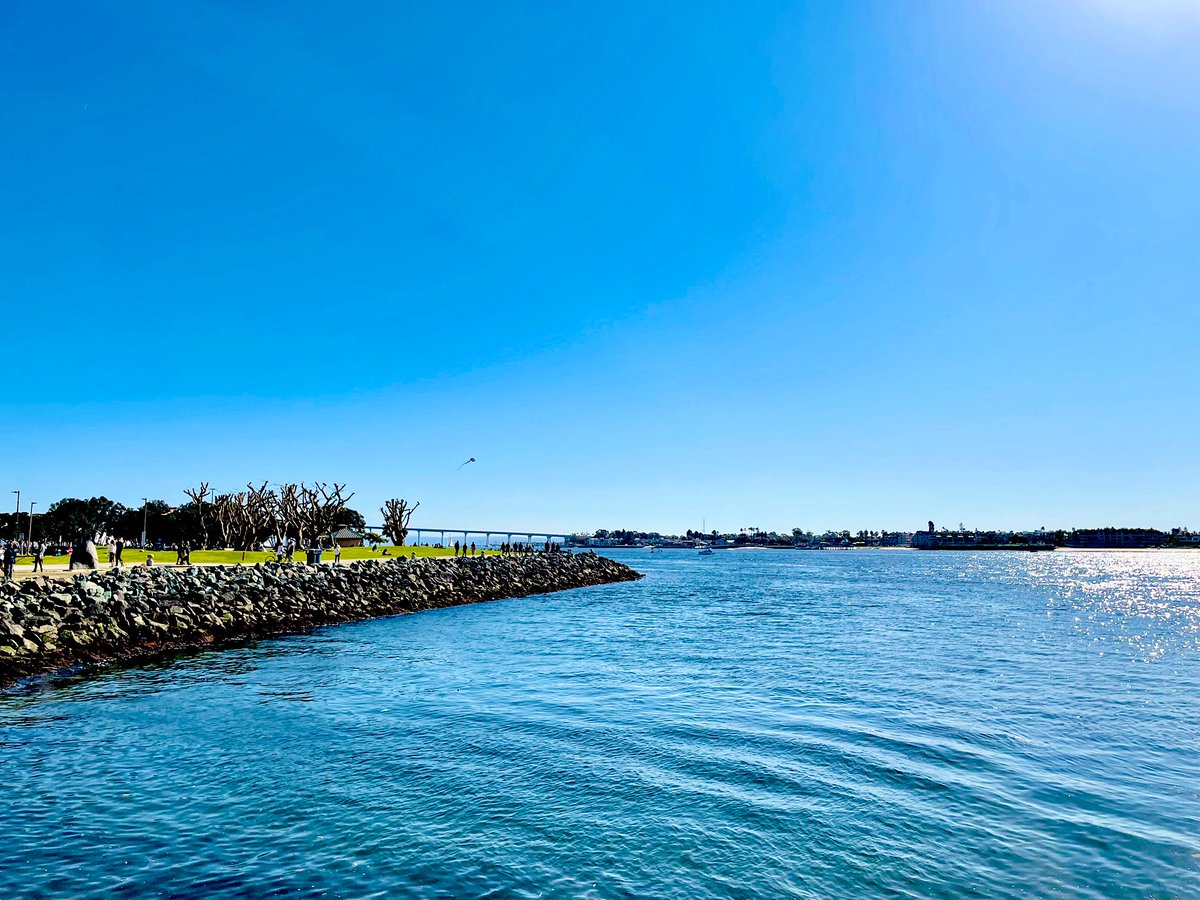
left=27, top=502, right=36, bottom=543
left=10, top=490, right=18, bottom=542
left=141, top=498, right=149, bottom=548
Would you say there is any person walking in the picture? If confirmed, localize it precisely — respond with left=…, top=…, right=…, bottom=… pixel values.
left=33, top=542, right=45, bottom=573
left=3, top=542, right=15, bottom=580
left=334, top=543, right=342, bottom=565
left=115, top=540, right=125, bottom=567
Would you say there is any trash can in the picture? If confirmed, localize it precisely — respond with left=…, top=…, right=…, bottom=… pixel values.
left=306, top=548, right=323, bottom=564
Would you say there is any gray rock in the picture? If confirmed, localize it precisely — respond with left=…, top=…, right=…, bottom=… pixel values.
left=1, top=552, right=642, bottom=683
left=69, top=541, right=99, bottom=571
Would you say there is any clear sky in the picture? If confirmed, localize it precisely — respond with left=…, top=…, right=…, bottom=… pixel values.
left=3, top=1, right=1198, bottom=535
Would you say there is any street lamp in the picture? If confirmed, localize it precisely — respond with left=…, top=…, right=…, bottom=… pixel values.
left=141, top=498, right=149, bottom=548
left=27, top=502, right=35, bottom=543
left=10, top=490, right=18, bottom=541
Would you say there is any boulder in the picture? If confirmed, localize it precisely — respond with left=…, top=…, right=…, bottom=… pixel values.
left=69, top=541, right=99, bottom=570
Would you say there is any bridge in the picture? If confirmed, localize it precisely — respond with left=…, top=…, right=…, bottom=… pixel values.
left=367, top=526, right=574, bottom=549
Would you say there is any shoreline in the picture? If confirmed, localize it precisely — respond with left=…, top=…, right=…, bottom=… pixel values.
left=0, top=552, right=642, bottom=690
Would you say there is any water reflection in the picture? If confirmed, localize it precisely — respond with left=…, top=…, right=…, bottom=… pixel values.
left=1, top=551, right=1198, bottom=898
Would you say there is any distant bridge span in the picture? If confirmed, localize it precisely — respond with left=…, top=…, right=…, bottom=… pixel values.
left=367, top=526, right=573, bottom=548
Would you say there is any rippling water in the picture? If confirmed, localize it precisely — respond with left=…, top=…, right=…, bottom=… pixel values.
left=3, top=550, right=1199, bottom=898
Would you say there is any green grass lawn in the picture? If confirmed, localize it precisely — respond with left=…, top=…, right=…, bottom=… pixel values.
left=22, top=545, right=496, bottom=567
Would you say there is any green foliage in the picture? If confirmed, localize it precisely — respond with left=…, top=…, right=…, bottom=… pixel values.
left=40, top=497, right=126, bottom=541
left=334, top=508, right=367, bottom=531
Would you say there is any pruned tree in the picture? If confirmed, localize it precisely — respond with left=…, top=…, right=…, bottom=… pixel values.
left=184, top=482, right=212, bottom=548
left=213, top=492, right=239, bottom=548
left=214, top=490, right=264, bottom=549
left=179, top=481, right=359, bottom=550
left=381, top=498, right=419, bottom=546
left=244, top=482, right=277, bottom=548
left=274, top=483, right=301, bottom=548
left=298, top=482, right=354, bottom=547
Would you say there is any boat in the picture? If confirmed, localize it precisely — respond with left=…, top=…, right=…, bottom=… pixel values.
left=697, top=542, right=714, bottom=555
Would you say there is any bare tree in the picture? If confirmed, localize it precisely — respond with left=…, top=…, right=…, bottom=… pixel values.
left=184, top=482, right=212, bottom=548
left=243, top=482, right=276, bottom=549
left=297, top=482, right=354, bottom=547
left=381, top=499, right=419, bottom=546
left=212, top=492, right=238, bottom=548
left=274, top=483, right=302, bottom=548
left=183, top=481, right=360, bottom=551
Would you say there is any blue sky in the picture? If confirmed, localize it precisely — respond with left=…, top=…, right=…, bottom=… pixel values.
left=3, top=1, right=1198, bottom=534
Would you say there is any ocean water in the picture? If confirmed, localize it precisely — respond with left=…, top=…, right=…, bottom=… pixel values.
left=2, top=550, right=1199, bottom=898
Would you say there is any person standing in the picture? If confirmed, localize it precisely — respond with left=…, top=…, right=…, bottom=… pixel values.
left=2, top=542, right=14, bottom=580
left=115, top=540, right=125, bottom=567
left=334, top=543, right=342, bottom=565
left=33, top=542, right=45, bottom=573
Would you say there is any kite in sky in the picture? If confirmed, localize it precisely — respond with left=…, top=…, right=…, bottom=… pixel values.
left=457, top=457, right=476, bottom=470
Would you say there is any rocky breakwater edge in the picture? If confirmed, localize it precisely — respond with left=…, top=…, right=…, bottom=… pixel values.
left=0, top=552, right=642, bottom=688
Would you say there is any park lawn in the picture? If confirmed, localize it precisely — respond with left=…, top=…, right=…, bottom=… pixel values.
left=25, top=545, right=494, bottom=566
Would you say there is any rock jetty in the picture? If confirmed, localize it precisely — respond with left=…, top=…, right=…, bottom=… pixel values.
left=0, top=552, right=641, bottom=687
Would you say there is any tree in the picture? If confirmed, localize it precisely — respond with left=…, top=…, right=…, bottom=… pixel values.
left=334, top=507, right=366, bottom=531
left=212, top=492, right=245, bottom=549
left=381, top=499, right=419, bottom=546
left=298, top=483, right=354, bottom=546
left=0, top=512, right=25, bottom=540
left=40, top=497, right=127, bottom=542
left=241, top=482, right=277, bottom=549
left=112, top=500, right=171, bottom=542
left=184, top=483, right=213, bottom=548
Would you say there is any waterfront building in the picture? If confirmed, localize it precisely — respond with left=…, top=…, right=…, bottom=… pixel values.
left=331, top=528, right=365, bottom=548
left=1065, top=528, right=1166, bottom=549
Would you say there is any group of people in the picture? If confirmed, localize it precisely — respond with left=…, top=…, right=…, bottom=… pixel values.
left=452, top=540, right=565, bottom=557
left=499, top=541, right=563, bottom=555
left=173, top=542, right=193, bottom=565
left=0, top=540, right=48, bottom=578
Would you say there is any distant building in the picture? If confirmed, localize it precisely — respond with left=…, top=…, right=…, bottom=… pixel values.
left=912, top=526, right=1053, bottom=550
left=331, top=528, right=365, bottom=548
left=1065, top=528, right=1165, bottom=549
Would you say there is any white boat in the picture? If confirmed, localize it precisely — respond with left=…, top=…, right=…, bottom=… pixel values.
left=697, top=542, right=714, bottom=555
